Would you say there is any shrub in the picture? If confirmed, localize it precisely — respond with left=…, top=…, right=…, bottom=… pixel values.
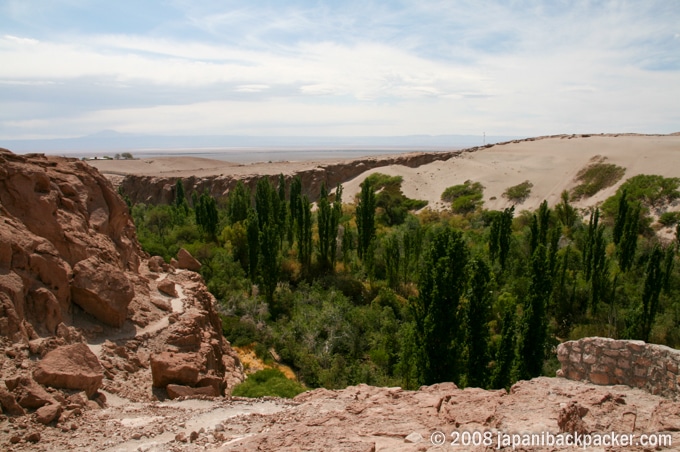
left=503, top=180, right=533, bottom=203
left=232, top=368, right=307, bottom=398
left=659, top=211, right=680, bottom=227
left=365, top=172, right=428, bottom=225
left=571, top=158, right=625, bottom=199
left=602, top=174, right=680, bottom=219
left=441, top=180, right=484, bottom=213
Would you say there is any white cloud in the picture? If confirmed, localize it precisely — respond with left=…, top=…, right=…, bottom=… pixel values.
left=0, top=1, right=678, bottom=139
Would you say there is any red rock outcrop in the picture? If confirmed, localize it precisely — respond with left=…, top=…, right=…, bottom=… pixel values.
left=0, top=148, right=243, bottom=414
left=0, top=149, right=141, bottom=338
left=71, top=256, right=134, bottom=327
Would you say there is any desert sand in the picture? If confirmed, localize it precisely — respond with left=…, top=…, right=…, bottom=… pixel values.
left=89, top=134, right=680, bottom=213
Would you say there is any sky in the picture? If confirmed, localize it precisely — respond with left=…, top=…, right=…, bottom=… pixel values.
left=1, top=0, right=679, bottom=140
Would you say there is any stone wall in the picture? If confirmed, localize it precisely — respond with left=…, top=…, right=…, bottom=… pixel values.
left=557, top=337, right=680, bottom=399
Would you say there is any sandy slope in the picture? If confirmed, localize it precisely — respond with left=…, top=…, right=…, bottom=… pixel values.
left=341, top=134, right=680, bottom=212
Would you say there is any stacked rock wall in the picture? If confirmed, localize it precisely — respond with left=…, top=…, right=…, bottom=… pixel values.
left=557, top=337, right=680, bottom=399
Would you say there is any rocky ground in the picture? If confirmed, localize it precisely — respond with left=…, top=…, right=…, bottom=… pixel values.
left=2, top=374, right=680, bottom=451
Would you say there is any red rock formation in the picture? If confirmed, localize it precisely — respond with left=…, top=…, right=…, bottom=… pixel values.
left=0, top=149, right=141, bottom=337
left=0, top=148, right=243, bottom=414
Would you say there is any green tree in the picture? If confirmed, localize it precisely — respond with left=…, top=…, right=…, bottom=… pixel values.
left=491, top=299, right=516, bottom=390
left=289, top=176, right=302, bottom=243
left=277, top=174, right=288, bottom=248
left=618, top=204, right=640, bottom=272
left=489, top=206, right=514, bottom=270
left=317, top=182, right=339, bottom=272
left=414, top=226, right=469, bottom=385
left=514, top=244, right=551, bottom=381
left=639, top=245, right=666, bottom=341
left=227, top=181, right=250, bottom=224
left=297, top=195, right=313, bottom=272
left=260, top=222, right=279, bottom=308
left=246, top=208, right=259, bottom=281
left=356, top=178, right=376, bottom=260
left=174, top=179, right=188, bottom=213
left=464, top=258, right=491, bottom=388
left=195, top=190, right=218, bottom=240
left=255, top=177, right=274, bottom=231
left=384, top=233, right=401, bottom=289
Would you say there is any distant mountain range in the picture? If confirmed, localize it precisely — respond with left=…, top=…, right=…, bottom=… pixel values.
left=2, top=132, right=523, bottom=155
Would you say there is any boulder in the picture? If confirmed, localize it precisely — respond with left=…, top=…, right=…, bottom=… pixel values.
left=166, top=384, right=218, bottom=399
left=33, top=343, right=103, bottom=397
left=35, top=403, right=62, bottom=425
left=157, top=279, right=178, bottom=297
left=150, top=352, right=200, bottom=388
left=12, top=377, right=55, bottom=409
left=147, top=256, right=165, bottom=273
left=71, top=256, right=134, bottom=327
left=0, top=387, right=25, bottom=416
left=177, top=248, right=201, bottom=272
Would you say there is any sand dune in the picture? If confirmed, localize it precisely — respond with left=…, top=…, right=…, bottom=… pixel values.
left=341, top=134, right=680, bottom=212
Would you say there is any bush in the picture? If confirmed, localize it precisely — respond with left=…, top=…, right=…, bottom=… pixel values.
left=221, top=315, right=261, bottom=347
left=602, top=174, right=680, bottom=219
left=571, top=158, right=625, bottom=199
left=231, top=368, right=306, bottom=398
left=503, top=180, right=533, bottom=203
left=441, top=180, right=484, bottom=213
left=365, top=172, right=428, bottom=225
left=659, top=211, right=680, bottom=227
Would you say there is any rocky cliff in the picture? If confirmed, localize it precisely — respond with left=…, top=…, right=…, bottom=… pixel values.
left=0, top=149, right=243, bottom=437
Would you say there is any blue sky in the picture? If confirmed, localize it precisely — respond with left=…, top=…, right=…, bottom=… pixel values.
left=1, top=0, right=678, bottom=140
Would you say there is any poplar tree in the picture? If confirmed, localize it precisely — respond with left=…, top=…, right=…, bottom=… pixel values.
left=174, top=179, right=187, bottom=213
left=491, top=303, right=516, bottom=390
left=297, top=195, right=313, bottom=272
left=356, top=178, right=376, bottom=260
left=415, top=227, right=468, bottom=385
left=246, top=208, right=259, bottom=281
left=464, top=258, right=491, bottom=388
left=289, top=176, right=302, bottom=243
left=195, top=190, right=218, bottom=240
left=226, top=181, right=250, bottom=224
left=514, top=243, right=550, bottom=381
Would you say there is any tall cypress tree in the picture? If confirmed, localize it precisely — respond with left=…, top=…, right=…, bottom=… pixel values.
left=297, top=195, right=313, bottom=273
left=415, top=226, right=468, bottom=385
left=618, top=204, right=640, bottom=272
left=289, top=176, right=302, bottom=244
left=640, top=245, right=665, bottom=341
left=514, top=243, right=550, bottom=381
left=491, top=303, right=516, bottom=390
left=317, top=182, right=333, bottom=271
left=226, top=181, right=250, bottom=224
left=356, top=178, right=376, bottom=260
left=464, top=258, right=491, bottom=388
left=246, top=208, right=259, bottom=281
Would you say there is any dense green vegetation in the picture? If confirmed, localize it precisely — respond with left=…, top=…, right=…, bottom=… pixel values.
left=127, top=172, right=680, bottom=395
left=232, top=368, right=307, bottom=398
